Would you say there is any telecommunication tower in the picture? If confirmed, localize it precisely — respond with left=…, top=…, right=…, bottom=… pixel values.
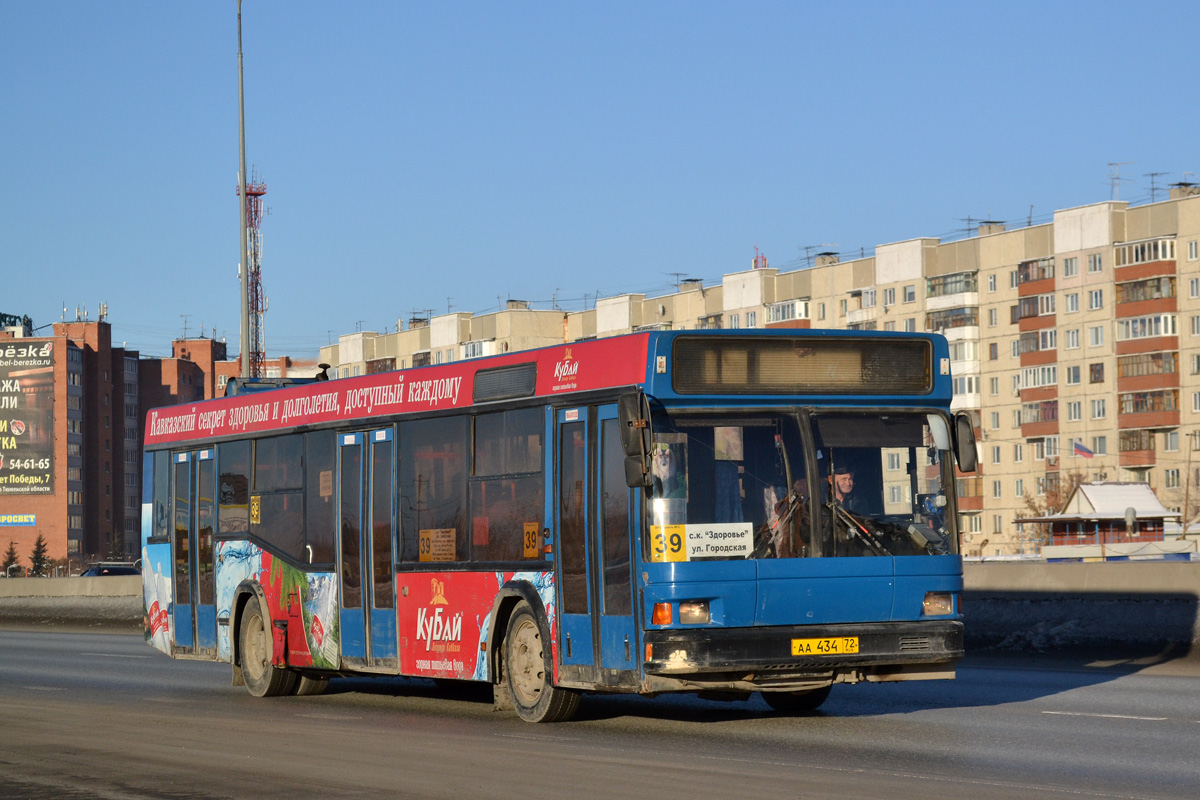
left=236, top=173, right=268, bottom=377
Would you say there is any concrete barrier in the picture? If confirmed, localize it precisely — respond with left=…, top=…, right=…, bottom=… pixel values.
left=962, top=561, right=1200, bottom=655
left=1, top=564, right=1197, bottom=653
left=0, top=575, right=140, bottom=598
left=0, top=576, right=141, bottom=631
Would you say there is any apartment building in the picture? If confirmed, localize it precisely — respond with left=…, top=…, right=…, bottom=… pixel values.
left=320, top=189, right=1200, bottom=556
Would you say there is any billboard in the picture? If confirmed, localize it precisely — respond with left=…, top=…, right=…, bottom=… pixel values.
left=0, top=340, right=55, bottom=495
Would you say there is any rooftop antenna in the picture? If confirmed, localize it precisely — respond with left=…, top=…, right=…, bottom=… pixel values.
left=1108, top=162, right=1133, bottom=200
left=447, top=297, right=453, bottom=314
left=180, top=314, right=191, bottom=339
left=958, top=216, right=976, bottom=237
left=1028, top=205, right=1034, bottom=227
left=800, top=244, right=834, bottom=268
left=1145, top=172, right=1168, bottom=202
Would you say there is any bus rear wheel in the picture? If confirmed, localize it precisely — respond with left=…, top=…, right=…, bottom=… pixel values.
left=761, top=685, right=832, bottom=714
left=239, top=594, right=297, bottom=697
left=292, top=674, right=330, bottom=696
left=504, top=603, right=579, bottom=723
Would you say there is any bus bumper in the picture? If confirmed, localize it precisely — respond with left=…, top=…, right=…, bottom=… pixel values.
left=642, top=620, right=963, bottom=692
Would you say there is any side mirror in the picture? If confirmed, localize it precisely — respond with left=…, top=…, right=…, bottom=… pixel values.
left=953, top=411, right=977, bottom=473
left=618, top=392, right=652, bottom=457
left=619, top=391, right=653, bottom=487
left=625, top=454, right=654, bottom=488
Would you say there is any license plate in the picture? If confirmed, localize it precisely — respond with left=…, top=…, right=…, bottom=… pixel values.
left=791, top=636, right=859, bottom=656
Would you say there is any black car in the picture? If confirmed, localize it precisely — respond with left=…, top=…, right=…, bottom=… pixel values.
left=80, top=564, right=140, bottom=577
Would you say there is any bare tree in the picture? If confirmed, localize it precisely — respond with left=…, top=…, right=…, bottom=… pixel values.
left=1020, top=470, right=1087, bottom=550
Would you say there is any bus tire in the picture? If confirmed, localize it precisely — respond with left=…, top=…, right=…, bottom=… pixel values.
left=292, top=674, right=330, bottom=696
left=761, top=684, right=832, bottom=714
left=238, top=594, right=297, bottom=697
left=504, top=602, right=579, bottom=723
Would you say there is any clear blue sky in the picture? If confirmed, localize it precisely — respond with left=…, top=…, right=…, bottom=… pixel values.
left=2, top=1, right=1196, bottom=359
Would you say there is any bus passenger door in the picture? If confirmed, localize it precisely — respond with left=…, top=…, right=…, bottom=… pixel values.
left=338, top=430, right=398, bottom=672
left=596, top=405, right=637, bottom=676
left=556, top=408, right=595, bottom=674
left=171, top=449, right=217, bottom=656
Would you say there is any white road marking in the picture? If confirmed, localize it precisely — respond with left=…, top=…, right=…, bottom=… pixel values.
left=79, top=652, right=151, bottom=659
left=1042, top=711, right=1168, bottom=721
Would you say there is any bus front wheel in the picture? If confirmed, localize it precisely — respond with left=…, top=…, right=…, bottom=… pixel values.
left=761, top=684, right=832, bottom=714
left=239, top=594, right=297, bottom=697
left=504, top=603, right=579, bottom=723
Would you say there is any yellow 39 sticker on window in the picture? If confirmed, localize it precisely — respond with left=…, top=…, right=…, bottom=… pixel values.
left=649, top=525, right=687, bottom=562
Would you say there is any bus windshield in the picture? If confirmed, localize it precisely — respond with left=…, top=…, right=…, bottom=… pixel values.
left=647, top=410, right=956, bottom=560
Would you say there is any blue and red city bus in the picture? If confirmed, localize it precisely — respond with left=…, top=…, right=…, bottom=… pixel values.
left=141, top=329, right=977, bottom=721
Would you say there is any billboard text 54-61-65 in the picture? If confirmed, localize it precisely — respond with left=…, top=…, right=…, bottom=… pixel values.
left=0, top=341, right=55, bottom=495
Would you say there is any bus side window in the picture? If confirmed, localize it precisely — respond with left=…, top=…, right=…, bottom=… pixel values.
left=471, top=409, right=544, bottom=562
left=305, top=430, right=336, bottom=565
left=399, top=416, right=469, bottom=562
left=217, top=441, right=250, bottom=535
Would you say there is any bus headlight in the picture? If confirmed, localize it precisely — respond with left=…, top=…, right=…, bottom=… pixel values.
left=922, top=592, right=953, bottom=616
left=678, top=600, right=710, bottom=625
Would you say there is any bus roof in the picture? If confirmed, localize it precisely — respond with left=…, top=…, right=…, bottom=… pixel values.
left=143, top=329, right=950, bottom=448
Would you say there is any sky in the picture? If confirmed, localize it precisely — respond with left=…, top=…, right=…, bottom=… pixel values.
left=2, top=1, right=1197, bottom=359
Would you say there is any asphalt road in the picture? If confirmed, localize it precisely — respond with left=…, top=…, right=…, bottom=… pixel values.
left=0, top=630, right=1197, bottom=799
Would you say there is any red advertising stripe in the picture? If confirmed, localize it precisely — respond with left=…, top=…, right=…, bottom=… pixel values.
left=145, top=334, right=650, bottom=446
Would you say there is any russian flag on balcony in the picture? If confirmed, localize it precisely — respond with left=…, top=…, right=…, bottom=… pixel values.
left=1073, top=440, right=1094, bottom=458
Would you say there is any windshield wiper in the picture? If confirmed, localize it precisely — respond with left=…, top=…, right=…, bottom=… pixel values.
left=828, top=501, right=891, bottom=556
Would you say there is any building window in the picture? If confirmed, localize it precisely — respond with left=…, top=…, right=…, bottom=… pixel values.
left=1166, top=469, right=1181, bottom=489
left=1165, top=431, right=1179, bottom=452
left=1088, top=253, right=1103, bottom=273
left=1088, top=289, right=1104, bottom=310
left=1192, top=277, right=1200, bottom=299
left=992, top=480, right=1002, bottom=498
left=991, top=446, right=1001, bottom=465
left=728, top=313, right=740, bottom=329
left=988, top=342, right=998, bottom=360
left=767, top=301, right=796, bottom=323
left=990, top=412, right=999, bottom=430
left=1064, top=328, right=1079, bottom=349
left=1091, top=399, right=1106, bottom=419
left=839, top=300, right=847, bottom=317
left=1115, top=238, right=1175, bottom=267
left=1189, top=240, right=1198, bottom=261
left=1014, top=479, right=1024, bottom=497
left=1089, top=326, right=1104, bottom=347
left=903, top=318, right=916, bottom=332
left=988, top=308, right=998, bottom=327
left=989, top=377, right=999, bottom=395
left=883, top=288, right=896, bottom=306
left=1067, top=401, right=1081, bottom=421
left=1013, top=444, right=1023, bottom=463
left=818, top=303, right=826, bottom=320
left=904, top=285, right=916, bottom=303
left=1116, top=314, right=1177, bottom=341
left=745, top=311, right=756, bottom=328
left=1065, top=293, right=1079, bottom=313
left=1092, top=436, right=1107, bottom=455
left=1062, top=256, right=1078, bottom=277
left=884, top=321, right=895, bottom=331
left=1193, top=316, right=1200, bottom=337
left=987, top=274, right=996, bottom=292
